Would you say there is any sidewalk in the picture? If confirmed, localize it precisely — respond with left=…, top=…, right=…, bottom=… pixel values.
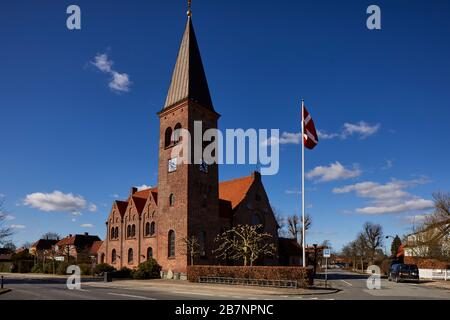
left=83, top=278, right=339, bottom=296
left=420, top=280, right=450, bottom=290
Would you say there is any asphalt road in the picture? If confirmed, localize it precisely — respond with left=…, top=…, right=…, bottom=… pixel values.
left=0, top=269, right=448, bottom=300
left=323, top=269, right=450, bottom=300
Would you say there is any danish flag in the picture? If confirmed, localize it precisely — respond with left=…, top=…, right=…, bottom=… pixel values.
left=302, top=106, right=319, bottom=150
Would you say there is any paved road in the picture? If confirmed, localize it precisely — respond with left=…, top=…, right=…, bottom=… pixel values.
left=0, top=270, right=448, bottom=300
left=323, top=269, right=450, bottom=300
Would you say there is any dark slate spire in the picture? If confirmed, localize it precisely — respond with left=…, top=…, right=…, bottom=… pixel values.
left=164, top=17, right=214, bottom=111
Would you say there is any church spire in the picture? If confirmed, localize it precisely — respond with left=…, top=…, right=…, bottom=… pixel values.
left=163, top=7, right=214, bottom=111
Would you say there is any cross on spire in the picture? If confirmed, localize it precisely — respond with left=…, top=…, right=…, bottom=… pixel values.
left=187, top=0, right=192, bottom=17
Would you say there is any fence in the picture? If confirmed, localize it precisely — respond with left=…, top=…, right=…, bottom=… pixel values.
left=199, top=276, right=299, bottom=288
left=419, top=269, right=449, bottom=281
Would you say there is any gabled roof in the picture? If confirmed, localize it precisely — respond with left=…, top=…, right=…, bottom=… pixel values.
left=90, top=240, right=103, bottom=255
left=132, top=196, right=147, bottom=214
left=163, top=17, right=214, bottom=111
left=109, top=173, right=258, bottom=219
left=31, top=239, right=58, bottom=250
left=115, top=201, right=129, bottom=216
left=56, top=234, right=101, bottom=247
left=219, top=174, right=255, bottom=209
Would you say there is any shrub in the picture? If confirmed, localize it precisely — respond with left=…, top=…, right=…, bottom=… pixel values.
left=113, top=267, right=133, bottom=279
left=56, top=262, right=70, bottom=275
left=78, top=263, right=93, bottom=276
left=133, top=259, right=162, bottom=279
left=31, top=264, right=43, bottom=273
left=94, top=263, right=115, bottom=275
left=187, top=266, right=314, bottom=288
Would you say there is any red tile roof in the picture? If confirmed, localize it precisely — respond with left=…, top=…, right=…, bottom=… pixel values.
left=219, top=175, right=255, bottom=209
left=56, top=234, right=101, bottom=247
left=112, top=174, right=256, bottom=218
left=90, top=241, right=103, bottom=255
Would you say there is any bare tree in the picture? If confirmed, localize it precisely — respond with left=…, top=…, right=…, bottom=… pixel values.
left=286, top=213, right=311, bottom=244
left=355, top=233, right=368, bottom=271
left=214, top=224, right=276, bottom=266
left=181, top=235, right=201, bottom=266
left=0, top=199, right=13, bottom=245
left=272, top=207, right=288, bottom=238
left=361, top=222, right=383, bottom=265
left=21, top=241, right=33, bottom=249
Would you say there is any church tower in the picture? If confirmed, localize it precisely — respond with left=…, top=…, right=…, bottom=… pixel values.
left=156, top=11, right=221, bottom=273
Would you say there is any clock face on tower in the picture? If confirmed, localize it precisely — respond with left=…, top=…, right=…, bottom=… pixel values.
left=168, top=158, right=177, bottom=173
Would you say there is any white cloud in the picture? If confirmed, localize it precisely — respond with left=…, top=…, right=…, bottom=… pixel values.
left=402, top=214, right=430, bottom=225
left=91, top=53, right=131, bottom=93
left=24, top=191, right=87, bottom=213
left=88, top=203, right=97, bottom=212
left=10, top=224, right=26, bottom=229
left=333, top=178, right=434, bottom=215
left=136, top=185, right=151, bottom=191
left=317, top=130, right=339, bottom=140
left=110, top=194, right=119, bottom=198
left=285, top=189, right=301, bottom=195
left=382, top=159, right=394, bottom=170
left=80, top=223, right=94, bottom=228
left=342, top=122, right=380, bottom=139
left=71, top=218, right=77, bottom=222
left=268, top=121, right=380, bottom=147
left=109, top=71, right=131, bottom=92
left=318, top=121, right=380, bottom=141
left=92, top=53, right=113, bottom=73
left=306, top=162, right=362, bottom=182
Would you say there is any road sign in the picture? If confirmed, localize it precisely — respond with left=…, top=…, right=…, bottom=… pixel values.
left=323, top=249, right=331, bottom=258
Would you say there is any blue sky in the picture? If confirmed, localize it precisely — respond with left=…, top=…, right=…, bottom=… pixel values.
left=0, top=0, right=449, bottom=251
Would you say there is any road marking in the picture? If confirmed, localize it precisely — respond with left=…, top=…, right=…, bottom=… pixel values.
left=172, top=291, right=216, bottom=297
left=340, top=280, right=353, bottom=286
left=107, top=292, right=156, bottom=300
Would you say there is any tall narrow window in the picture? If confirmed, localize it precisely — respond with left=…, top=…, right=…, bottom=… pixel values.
left=165, top=127, right=173, bottom=148
left=147, top=247, right=153, bottom=260
left=169, top=194, right=175, bottom=207
left=101, top=253, right=105, bottom=264
left=145, top=222, right=150, bottom=236
left=110, top=227, right=114, bottom=239
left=150, top=222, right=156, bottom=236
left=131, top=225, right=136, bottom=237
left=199, top=231, right=206, bottom=257
left=168, top=230, right=175, bottom=258
left=111, top=249, right=117, bottom=264
left=127, top=225, right=131, bottom=238
left=128, top=248, right=134, bottom=264
left=115, top=227, right=119, bottom=239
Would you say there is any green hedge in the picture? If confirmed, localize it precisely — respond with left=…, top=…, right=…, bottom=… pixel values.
left=187, top=266, right=314, bottom=288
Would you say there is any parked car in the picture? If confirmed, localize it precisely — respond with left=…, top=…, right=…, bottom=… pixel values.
left=388, top=264, right=420, bottom=283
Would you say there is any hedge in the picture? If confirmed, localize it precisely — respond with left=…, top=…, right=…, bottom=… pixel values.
left=404, top=257, right=449, bottom=269
left=187, top=266, right=313, bottom=288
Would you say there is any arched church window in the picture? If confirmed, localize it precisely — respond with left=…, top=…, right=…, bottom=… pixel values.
left=112, top=249, right=117, bottom=264
left=147, top=247, right=153, bottom=260
left=168, top=230, right=175, bottom=258
left=128, top=248, right=134, bottom=264
left=169, top=194, right=175, bottom=207
left=165, top=127, right=173, bottom=148
left=150, top=222, right=156, bottom=236
left=173, top=123, right=182, bottom=144
left=145, top=222, right=150, bottom=236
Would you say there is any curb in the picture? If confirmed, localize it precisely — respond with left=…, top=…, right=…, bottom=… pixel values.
left=0, top=289, right=12, bottom=295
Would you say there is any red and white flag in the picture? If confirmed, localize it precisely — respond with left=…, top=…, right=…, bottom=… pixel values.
left=302, top=106, right=319, bottom=150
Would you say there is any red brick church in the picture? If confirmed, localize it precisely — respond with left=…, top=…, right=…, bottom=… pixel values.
left=98, top=14, right=287, bottom=276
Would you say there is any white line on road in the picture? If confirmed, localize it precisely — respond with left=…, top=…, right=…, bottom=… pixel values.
left=172, top=291, right=216, bottom=297
left=340, top=280, right=353, bottom=286
left=107, top=292, right=156, bottom=300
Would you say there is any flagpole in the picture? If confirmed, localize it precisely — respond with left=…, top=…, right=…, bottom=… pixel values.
left=301, top=99, right=306, bottom=267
